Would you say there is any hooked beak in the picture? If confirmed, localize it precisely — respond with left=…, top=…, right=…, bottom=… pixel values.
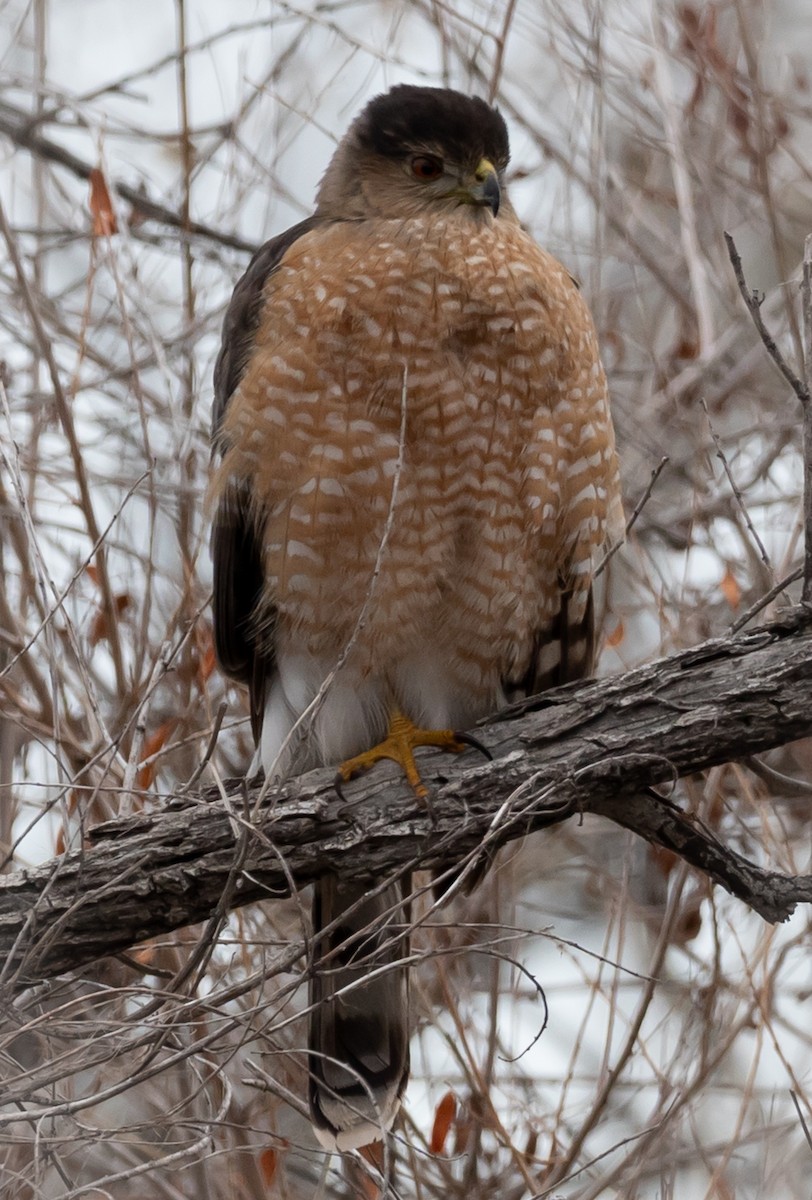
left=449, top=157, right=501, bottom=216
left=468, top=158, right=501, bottom=216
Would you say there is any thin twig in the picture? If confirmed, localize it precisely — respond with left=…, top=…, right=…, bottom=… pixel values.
left=701, top=397, right=772, bottom=575
left=595, top=456, right=669, bottom=577
left=488, top=0, right=518, bottom=102
left=174, top=0, right=201, bottom=722
left=178, top=703, right=228, bottom=794
left=725, top=232, right=812, bottom=604
left=0, top=465, right=151, bottom=685
left=790, top=1090, right=812, bottom=1153
left=724, top=232, right=809, bottom=404
left=729, top=565, right=803, bottom=634
left=650, top=7, right=715, bottom=352
left=542, top=869, right=688, bottom=1190
left=801, top=234, right=812, bottom=603
left=0, top=198, right=127, bottom=695
left=745, top=756, right=812, bottom=798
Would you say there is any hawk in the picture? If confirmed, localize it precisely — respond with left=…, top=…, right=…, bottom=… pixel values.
left=211, top=85, right=623, bottom=1151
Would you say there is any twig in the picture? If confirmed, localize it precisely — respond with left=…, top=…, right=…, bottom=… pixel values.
left=701, top=397, right=772, bottom=575
left=174, top=0, right=201, bottom=721
left=724, top=232, right=809, bottom=404
left=0, top=382, right=114, bottom=753
left=488, top=0, right=518, bottom=102
left=801, top=234, right=812, bottom=602
left=541, top=869, right=686, bottom=1191
left=650, top=8, right=715, bottom=353
left=178, top=703, right=228, bottom=794
left=595, top=456, right=669, bottom=576
left=0, top=198, right=127, bottom=696
left=729, top=565, right=803, bottom=634
left=0, top=465, right=151, bottom=685
left=745, top=756, right=812, bottom=798
left=790, top=1090, right=812, bottom=1153
left=725, top=232, right=812, bottom=604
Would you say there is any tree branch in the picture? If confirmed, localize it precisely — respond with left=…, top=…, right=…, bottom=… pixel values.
left=2, top=612, right=812, bottom=992
left=0, top=98, right=256, bottom=254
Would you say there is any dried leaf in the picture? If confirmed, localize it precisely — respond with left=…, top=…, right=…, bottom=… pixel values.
left=258, top=1147, right=278, bottom=1187
left=430, top=1091, right=456, bottom=1154
left=674, top=889, right=706, bottom=944
left=195, top=622, right=216, bottom=689
left=720, top=568, right=741, bottom=610
left=357, top=1142, right=383, bottom=1198
left=672, top=335, right=699, bottom=360
left=649, top=844, right=678, bottom=878
left=89, top=168, right=118, bottom=236
left=89, top=592, right=131, bottom=646
left=131, top=942, right=162, bottom=970
left=54, top=789, right=81, bottom=855
left=137, top=719, right=177, bottom=790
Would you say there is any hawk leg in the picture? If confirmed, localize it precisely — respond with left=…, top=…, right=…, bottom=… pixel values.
left=335, top=709, right=473, bottom=800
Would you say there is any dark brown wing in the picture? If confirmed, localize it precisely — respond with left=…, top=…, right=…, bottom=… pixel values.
left=505, top=585, right=596, bottom=702
left=211, top=216, right=324, bottom=741
left=212, top=217, right=322, bottom=439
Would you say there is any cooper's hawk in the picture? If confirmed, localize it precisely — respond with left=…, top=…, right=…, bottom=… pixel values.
left=211, top=85, right=623, bottom=1151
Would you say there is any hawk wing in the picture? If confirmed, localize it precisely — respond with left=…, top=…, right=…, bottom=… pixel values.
left=509, top=585, right=597, bottom=701
left=211, top=216, right=324, bottom=740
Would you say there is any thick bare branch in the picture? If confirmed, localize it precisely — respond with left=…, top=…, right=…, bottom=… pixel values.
left=2, top=612, right=811, bottom=992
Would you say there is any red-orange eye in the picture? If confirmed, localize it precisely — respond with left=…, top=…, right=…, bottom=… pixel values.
left=411, top=155, right=443, bottom=180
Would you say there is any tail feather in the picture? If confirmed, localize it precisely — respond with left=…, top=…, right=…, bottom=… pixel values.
left=309, top=876, right=410, bottom=1150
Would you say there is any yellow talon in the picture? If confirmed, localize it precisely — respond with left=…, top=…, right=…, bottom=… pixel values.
left=336, top=709, right=469, bottom=801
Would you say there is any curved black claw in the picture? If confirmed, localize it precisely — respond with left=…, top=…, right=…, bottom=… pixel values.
left=453, top=731, right=493, bottom=761
left=333, top=771, right=362, bottom=820
left=333, top=771, right=346, bottom=803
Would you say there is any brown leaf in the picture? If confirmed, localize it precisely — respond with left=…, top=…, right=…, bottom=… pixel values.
left=674, top=888, right=706, bottom=944
left=258, top=1147, right=278, bottom=1187
left=89, top=168, right=118, bottom=236
left=89, top=592, right=131, bottom=646
left=137, top=719, right=177, bottom=790
left=672, top=335, right=700, bottom=360
left=720, top=568, right=741, bottom=610
left=195, top=622, right=216, bottom=689
left=357, top=1141, right=383, bottom=1198
left=430, top=1091, right=456, bottom=1155
left=54, top=789, right=81, bottom=855
left=649, top=844, right=678, bottom=878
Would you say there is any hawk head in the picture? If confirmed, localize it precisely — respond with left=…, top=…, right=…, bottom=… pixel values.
left=315, top=85, right=511, bottom=221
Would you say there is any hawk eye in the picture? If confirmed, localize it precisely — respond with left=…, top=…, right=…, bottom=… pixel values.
left=410, top=155, right=443, bottom=180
